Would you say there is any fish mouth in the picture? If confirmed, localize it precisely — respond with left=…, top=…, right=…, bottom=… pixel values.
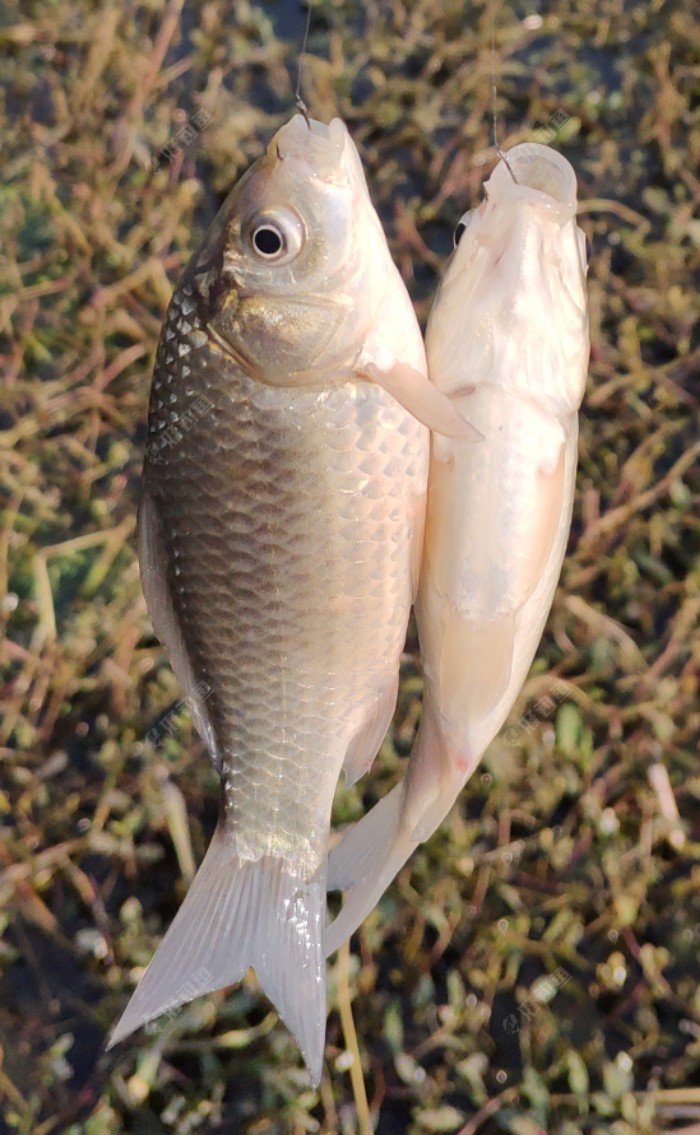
left=487, top=143, right=577, bottom=220
left=271, top=115, right=348, bottom=179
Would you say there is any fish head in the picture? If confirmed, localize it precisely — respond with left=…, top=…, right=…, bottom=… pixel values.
left=427, top=142, right=590, bottom=414
left=183, top=115, right=386, bottom=387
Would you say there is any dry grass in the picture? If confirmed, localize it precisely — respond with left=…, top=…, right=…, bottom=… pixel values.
left=0, top=1, right=698, bottom=1132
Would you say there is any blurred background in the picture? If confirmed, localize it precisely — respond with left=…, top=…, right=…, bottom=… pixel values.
left=0, top=1, right=698, bottom=1132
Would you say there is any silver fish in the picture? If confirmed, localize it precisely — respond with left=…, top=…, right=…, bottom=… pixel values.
left=108, top=114, right=474, bottom=1082
left=326, top=142, right=590, bottom=952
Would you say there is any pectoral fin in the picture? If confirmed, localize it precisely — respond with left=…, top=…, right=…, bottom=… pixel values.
left=362, top=361, right=482, bottom=441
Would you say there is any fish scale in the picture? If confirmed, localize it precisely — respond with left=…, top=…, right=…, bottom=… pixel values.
left=110, top=115, right=442, bottom=1081
left=148, top=358, right=423, bottom=872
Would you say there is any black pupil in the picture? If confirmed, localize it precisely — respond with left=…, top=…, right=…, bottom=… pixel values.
left=454, top=222, right=466, bottom=247
left=254, top=227, right=283, bottom=256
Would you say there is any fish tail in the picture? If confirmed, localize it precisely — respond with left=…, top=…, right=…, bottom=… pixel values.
left=108, top=819, right=327, bottom=1085
left=325, top=698, right=474, bottom=957
left=325, top=780, right=414, bottom=956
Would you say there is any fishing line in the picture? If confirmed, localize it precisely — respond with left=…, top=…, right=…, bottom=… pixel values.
left=490, top=9, right=518, bottom=183
left=295, top=2, right=313, bottom=126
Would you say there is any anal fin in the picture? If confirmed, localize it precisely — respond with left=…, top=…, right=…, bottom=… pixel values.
left=342, top=677, right=399, bottom=789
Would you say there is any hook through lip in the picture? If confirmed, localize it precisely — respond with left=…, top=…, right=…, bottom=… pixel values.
left=294, top=2, right=313, bottom=127
left=496, top=145, right=519, bottom=185
left=296, top=94, right=311, bottom=129
left=487, top=143, right=578, bottom=219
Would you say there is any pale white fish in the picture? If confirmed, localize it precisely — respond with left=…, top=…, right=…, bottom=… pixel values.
left=108, top=114, right=472, bottom=1083
left=326, top=142, right=590, bottom=953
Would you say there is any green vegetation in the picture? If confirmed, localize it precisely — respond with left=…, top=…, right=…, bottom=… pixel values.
left=0, top=1, right=698, bottom=1132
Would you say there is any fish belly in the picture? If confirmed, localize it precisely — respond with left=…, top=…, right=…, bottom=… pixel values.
left=324, top=386, right=578, bottom=957
left=419, top=383, right=577, bottom=760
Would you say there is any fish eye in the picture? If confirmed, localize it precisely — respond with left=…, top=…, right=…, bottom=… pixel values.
left=253, top=226, right=283, bottom=256
left=453, top=210, right=475, bottom=248
left=247, top=209, right=305, bottom=264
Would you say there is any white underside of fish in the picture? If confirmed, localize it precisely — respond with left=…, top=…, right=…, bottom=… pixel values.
left=326, top=142, right=589, bottom=955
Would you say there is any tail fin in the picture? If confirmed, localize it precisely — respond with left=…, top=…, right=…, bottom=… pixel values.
left=325, top=781, right=416, bottom=956
left=325, top=699, right=475, bottom=957
left=108, top=820, right=327, bottom=1085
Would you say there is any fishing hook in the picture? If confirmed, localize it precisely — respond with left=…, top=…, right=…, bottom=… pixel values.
left=496, top=144, right=519, bottom=184
left=295, top=3, right=313, bottom=129
left=491, top=15, right=519, bottom=184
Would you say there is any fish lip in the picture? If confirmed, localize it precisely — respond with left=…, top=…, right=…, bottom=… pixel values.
left=271, top=115, right=349, bottom=180
left=487, top=142, right=578, bottom=221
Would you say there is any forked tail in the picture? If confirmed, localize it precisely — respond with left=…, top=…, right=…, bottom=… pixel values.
left=108, top=820, right=327, bottom=1085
